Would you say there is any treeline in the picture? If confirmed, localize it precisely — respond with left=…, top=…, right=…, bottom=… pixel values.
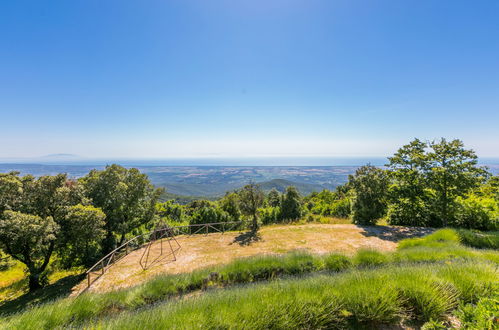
left=0, top=165, right=162, bottom=290
left=0, top=138, right=497, bottom=291
left=307, top=138, right=498, bottom=230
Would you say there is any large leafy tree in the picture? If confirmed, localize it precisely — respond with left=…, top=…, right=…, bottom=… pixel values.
left=280, top=186, right=302, bottom=221
left=58, top=204, right=106, bottom=267
left=0, top=211, right=58, bottom=290
left=427, top=138, right=489, bottom=226
left=387, top=139, right=434, bottom=226
left=238, top=183, right=264, bottom=232
left=349, top=165, right=389, bottom=225
left=387, top=138, right=490, bottom=227
left=0, top=173, right=97, bottom=290
left=81, top=165, right=163, bottom=250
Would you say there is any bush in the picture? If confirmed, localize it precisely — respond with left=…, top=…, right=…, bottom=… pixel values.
left=89, top=262, right=498, bottom=329
left=457, top=229, right=499, bottom=249
left=354, top=249, right=390, bottom=267
left=259, top=206, right=281, bottom=225
left=323, top=253, right=352, bottom=272
left=454, top=296, right=499, bottom=329
left=387, top=197, right=434, bottom=227
left=454, top=195, right=499, bottom=231
left=329, top=198, right=351, bottom=218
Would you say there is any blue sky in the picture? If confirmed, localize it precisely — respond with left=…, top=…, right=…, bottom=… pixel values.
left=1, top=0, right=498, bottom=160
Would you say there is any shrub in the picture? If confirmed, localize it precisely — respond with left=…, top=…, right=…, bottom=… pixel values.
left=323, top=253, right=352, bottom=272
left=329, top=198, right=351, bottom=218
left=89, top=262, right=498, bottom=329
left=454, top=195, right=499, bottom=231
left=354, top=249, right=390, bottom=267
left=457, top=229, right=499, bottom=249
left=259, top=206, right=281, bottom=225
left=454, top=296, right=499, bottom=329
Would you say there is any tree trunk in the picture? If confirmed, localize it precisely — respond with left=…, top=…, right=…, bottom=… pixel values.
left=251, top=214, right=259, bottom=233
left=28, top=272, right=43, bottom=292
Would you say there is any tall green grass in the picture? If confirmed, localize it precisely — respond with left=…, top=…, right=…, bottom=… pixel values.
left=457, top=229, right=499, bottom=250
left=2, top=229, right=497, bottom=329
left=91, top=261, right=498, bottom=329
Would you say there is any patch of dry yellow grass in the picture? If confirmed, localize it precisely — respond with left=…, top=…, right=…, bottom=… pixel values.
left=73, top=224, right=431, bottom=294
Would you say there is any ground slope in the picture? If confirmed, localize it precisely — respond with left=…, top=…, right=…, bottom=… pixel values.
left=73, top=224, right=432, bottom=295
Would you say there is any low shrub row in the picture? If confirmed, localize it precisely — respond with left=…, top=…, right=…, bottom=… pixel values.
left=94, top=261, right=498, bottom=329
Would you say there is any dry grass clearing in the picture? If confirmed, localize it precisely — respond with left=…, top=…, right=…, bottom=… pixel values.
left=73, top=224, right=432, bottom=294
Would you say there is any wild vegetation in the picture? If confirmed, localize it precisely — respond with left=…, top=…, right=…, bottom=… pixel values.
left=0, top=137, right=498, bottom=328
left=1, top=229, right=497, bottom=328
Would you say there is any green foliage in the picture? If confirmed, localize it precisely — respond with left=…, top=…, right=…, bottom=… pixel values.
left=0, top=173, right=88, bottom=290
left=354, top=249, right=390, bottom=267
left=156, top=200, right=187, bottom=225
left=58, top=205, right=106, bottom=267
left=387, top=138, right=434, bottom=226
left=189, top=205, right=229, bottom=228
left=280, top=186, right=302, bottom=221
left=398, top=229, right=460, bottom=249
left=387, top=138, right=491, bottom=228
left=266, top=188, right=281, bottom=207
left=81, top=164, right=163, bottom=250
left=428, top=138, right=489, bottom=226
left=47, top=262, right=497, bottom=329
left=219, top=192, right=241, bottom=222
left=238, top=183, right=265, bottom=231
left=259, top=206, right=281, bottom=225
left=323, top=253, right=352, bottom=272
left=3, top=228, right=499, bottom=328
left=349, top=165, right=389, bottom=225
left=454, top=296, right=499, bottom=329
left=305, top=189, right=352, bottom=219
left=454, top=194, right=498, bottom=231
left=0, top=211, right=58, bottom=291
left=457, top=229, right=499, bottom=249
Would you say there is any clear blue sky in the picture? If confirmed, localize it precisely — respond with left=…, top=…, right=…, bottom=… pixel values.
left=1, top=0, right=498, bottom=160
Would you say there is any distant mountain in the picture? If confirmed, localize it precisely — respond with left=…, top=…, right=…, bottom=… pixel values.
left=257, top=179, right=325, bottom=196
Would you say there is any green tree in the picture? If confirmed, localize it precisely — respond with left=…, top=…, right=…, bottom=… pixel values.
left=58, top=204, right=106, bottom=267
left=387, top=138, right=433, bottom=226
left=220, top=193, right=241, bottom=222
left=280, top=186, right=302, bottom=221
left=0, top=173, right=86, bottom=290
left=0, top=211, right=58, bottom=291
left=266, top=188, right=281, bottom=207
left=349, top=165, right=389, bottom=225
left=238, top=183, right=264, bottom=232
left=190, top=206, right=229, bottom=227
left=82, top=165, right=163, bottom=251
left=156, top=200, right=187, bottom=224
left=0, top=172, right=23, bottom=214
left=427, top=138, right=489, bottom=226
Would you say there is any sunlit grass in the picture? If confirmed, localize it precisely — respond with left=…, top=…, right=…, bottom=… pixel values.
left=91, top=261, right=497, bottom=329
left=2, top=229, right=497, bottom=328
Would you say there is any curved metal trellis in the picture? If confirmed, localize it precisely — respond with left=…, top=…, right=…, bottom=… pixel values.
left=85, top=221, right=243, bottom=288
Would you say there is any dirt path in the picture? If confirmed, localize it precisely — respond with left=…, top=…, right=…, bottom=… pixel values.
left=72, top=224, right=432, bottom=295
